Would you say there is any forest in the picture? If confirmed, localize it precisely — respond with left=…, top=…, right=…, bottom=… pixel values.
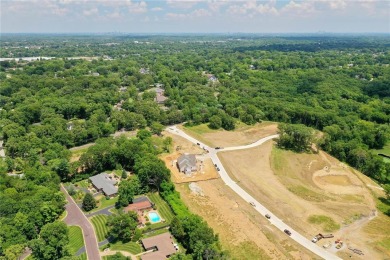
left=0, top=34, right=389, bottom=259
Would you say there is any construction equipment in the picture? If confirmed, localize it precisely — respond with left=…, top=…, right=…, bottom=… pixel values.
left=348, top=247, right=364, bottom=255
left=335, top=239, right=343, bottom=250
left=311, top=233, right=334, bottom=243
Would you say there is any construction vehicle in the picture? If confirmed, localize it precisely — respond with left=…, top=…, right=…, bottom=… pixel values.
left=335, top=239, right=343, bottom=249
left=348, top=247, right=364, bottom=255
left=311, top=233, right=334, bottom=243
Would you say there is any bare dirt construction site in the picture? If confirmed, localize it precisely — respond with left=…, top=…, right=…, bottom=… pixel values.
left=161, top=132, right=220, bottom=183
left=165, top=123, right=390, bottom=259
left=218, top=141, right=389, bottom=259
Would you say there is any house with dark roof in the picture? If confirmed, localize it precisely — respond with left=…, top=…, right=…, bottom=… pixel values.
left=141, top=233, right=177, bottom=260
left=124, top=196, right=153, bottom=213
left=177, top=154, right=197, bottom=174
left=89, top=173, right=118, bottom=197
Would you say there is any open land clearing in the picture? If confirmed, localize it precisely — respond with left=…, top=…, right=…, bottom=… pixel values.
left=167, top=123, right=390, bottom=259
left=162, top=132, right=220, bottom=183
left=181, top=121, right=278, bottom=147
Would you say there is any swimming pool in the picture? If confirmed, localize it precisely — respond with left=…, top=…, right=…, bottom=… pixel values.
left=148, top=212, right=161, bottom=223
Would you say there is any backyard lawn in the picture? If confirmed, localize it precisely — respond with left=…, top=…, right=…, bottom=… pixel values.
left=89, top=196, right=118, bottom=213
left=102, top=253, right=129, bottom=260
left=148, top=193, right=175, bottom=222
left=68, top=226, right=84, bottom=255
left=91, top=215, right=109, bottom=242
left=74, top=179, right=90, bottom=188
left=109, top=241, right=144, bottom=255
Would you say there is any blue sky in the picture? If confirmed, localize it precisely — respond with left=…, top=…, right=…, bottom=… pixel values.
left=1, top=0, right=389, bottom=33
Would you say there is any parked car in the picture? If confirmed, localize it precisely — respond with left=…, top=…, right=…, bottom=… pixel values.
left=284, top=229, right=292, bottom=236
left=215, top=147, right=221, bottom=149
left=216, top=167, right=220, bottom=171
left=196, top=142, right=200, bottom=145
left=265, top=214, right=271, bottom=219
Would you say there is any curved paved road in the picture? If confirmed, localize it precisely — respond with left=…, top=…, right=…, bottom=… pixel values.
left=166, top=126, right=341, bottom=260
left=61, top=184, right=101, bottom=260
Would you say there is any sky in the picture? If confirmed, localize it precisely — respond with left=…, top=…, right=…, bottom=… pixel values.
left=1, top=0, right=389, bottom=33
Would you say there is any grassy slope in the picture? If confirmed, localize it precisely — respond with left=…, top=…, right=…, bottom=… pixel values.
left=68, top=226, right=85, bottom=255
left=148, top=192, right=175, bottom=222
left=90, top=215, right=109, bottom=242
left=109, top=241, right=143, bottom=255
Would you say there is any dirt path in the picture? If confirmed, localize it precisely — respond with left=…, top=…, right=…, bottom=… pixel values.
left=61, top=184, right=101, bottom=260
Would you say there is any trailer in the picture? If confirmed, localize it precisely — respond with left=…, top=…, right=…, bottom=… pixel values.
left=311, top=233, right=334, bottom=243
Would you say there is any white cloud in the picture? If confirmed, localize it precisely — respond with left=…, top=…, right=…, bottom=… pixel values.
left=166, top=0, right=199, bottom=9
left=226, top=0, right=278, bottom=16
left=192, top=8, right=212, bottom=17
left=281, top=1, right=317, bottom=16
left=328, top=0, right=347, bottom=10
left=83, top=7, right=98, bottom=16
left=165, top=12, right=187, bottom=19
left=151, top=7, right=163, bottom=11
left=128, top=1, right=147, bottom=14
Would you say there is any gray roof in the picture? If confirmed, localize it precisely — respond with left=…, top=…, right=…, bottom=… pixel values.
left=133, top=195, right=151, bottom=204
left=89, top=173, right=118, bottom=196
left=177, top=154, right=196, bottom=172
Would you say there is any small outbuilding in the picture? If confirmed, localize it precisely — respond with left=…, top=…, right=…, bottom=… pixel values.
left=177, top=154, right=197, bottom=174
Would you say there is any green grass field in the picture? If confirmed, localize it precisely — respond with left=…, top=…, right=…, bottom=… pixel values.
left=68, top=226, right=85, bottom=255
left=74, top=179, right=90, bottom=188
left=371, top=142, right=390, bottom=163
left=142, top=228, right=169, bottom=238
left=91, top=215, right=109, bottom=242
left=148, top=193, right=175, bottom=222
left=308, top=215, right=340, bottom=232
left=75, top=252, right=87, bottom=260
left=103, top=253, right=129, bottom=260
left=90, top=196, right=118, bottom=213
left=110, top=241, right=143, bottom=255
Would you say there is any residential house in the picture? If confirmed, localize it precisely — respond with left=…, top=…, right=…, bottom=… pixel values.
left=154, top=87, right=168, bottom=104
left=124, top=196, right=153, bottom=213
left=141, top=233, right=177, bottom=260
left=177, top=154, right=197, bottom=174
left=89, top=173, right=118, bottom=197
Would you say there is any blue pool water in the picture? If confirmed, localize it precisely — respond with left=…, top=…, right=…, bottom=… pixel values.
left=148, top=212, right=161, bottom=223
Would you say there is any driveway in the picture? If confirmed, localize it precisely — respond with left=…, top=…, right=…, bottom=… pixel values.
left=85, top=205, right=115, bottom=218
left=61, top=184, right=101, bottom=260
left=166, top=125, right=341, bottom=260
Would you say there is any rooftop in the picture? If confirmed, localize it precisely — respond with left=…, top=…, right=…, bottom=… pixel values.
left=141, top=232, right=177, bottom=260
left=89, top=173, right=118, bottom=196
left=177, top=154, right=196, bottom=172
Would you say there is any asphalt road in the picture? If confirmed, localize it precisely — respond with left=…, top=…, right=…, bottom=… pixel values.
left=166, top=125, right=341, bottom=260
left=61, top=184, right=101, bottom=260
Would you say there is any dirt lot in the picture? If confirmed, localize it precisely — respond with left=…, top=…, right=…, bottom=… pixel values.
left=181, top=121, right=278, bottom=147
left=161, top=132, right=220, bottom=183
left=176, top=180, right=315, bottom=260
left=217, top=141, right=388, bottom=259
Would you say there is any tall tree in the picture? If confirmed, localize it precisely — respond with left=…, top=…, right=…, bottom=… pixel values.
left=277, top=123, right=314, bottom=152
left=82, top=193, right=96, bottom=212
left=107, top=212, right=138, bottom=242
left=29, top=222, right=69, bottom=260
